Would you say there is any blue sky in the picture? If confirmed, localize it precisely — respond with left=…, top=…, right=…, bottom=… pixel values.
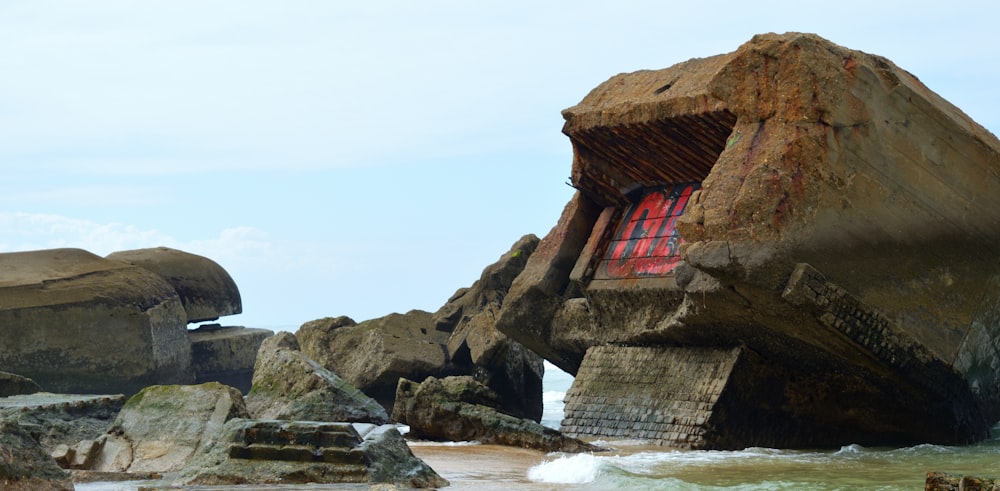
left=2, top=1, right=997, bottom=330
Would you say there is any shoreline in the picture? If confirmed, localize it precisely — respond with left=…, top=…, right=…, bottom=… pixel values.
left=409, top=443, right=556, bottom=490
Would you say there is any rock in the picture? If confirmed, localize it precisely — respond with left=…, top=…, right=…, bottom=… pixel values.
left=60, top=438, right=102, bottom=469
left=297, top=310, right=457, bottom=411
left=174, top=419, right=448, bottom=488
left=0, top=248, right=192, bottom=395
left=107, top=246, right=242, bottom=323
left=394, top=376, right=597, bottom=453
left=0, top=419, right=73, bottom=491
left=436, top=234, right=546, bottom=421
left=90, top=382, right=249, bottom=473
left=497, top=194, right=604, bottom=375
left=298, top=236, right=546, bottom=419
left=0, top=371, right=42, bottom=397
left=496, top=32, right=1000, bottom=448
left=0, top=393, right=125, bottom=453
left=86, top=432, right=133, bottom=474
left=927, top=471, right=1000, bottom=490
left=244, top=332, right=389, bottom=424
left=188, top=324, right=273, bottom=393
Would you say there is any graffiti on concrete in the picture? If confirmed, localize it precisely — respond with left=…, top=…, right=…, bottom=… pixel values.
left=602, top=183, right=699, bottom=278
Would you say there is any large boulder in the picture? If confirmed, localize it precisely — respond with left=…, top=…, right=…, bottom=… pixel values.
left=297, top=311, right=457, bottom=411
left=435, top=234, right=545, bottom=421
left=0, top=419, right=73, bottom=491
left=107, top=246, right=242, bottom=323
left=244, top=332, right=389, bottom=424
left=0, top=248, right=191, bottom=395
left=298, top=235, right=545, bottom=419
left=188, top=324, right=273, bottom=393
left=174, top=419, right=448, bottom=488
left=393, top=376, right=596, bottom=453
left=497, top=32, right=1000, bottom=448
left=89, top=382, right=248, bottom=474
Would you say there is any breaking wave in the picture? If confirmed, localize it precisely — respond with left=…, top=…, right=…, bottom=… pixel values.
left=527, top=452, right=601, bottom=484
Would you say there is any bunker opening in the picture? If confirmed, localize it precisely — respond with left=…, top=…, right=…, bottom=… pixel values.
left=568, top=110, right=737, bottom=284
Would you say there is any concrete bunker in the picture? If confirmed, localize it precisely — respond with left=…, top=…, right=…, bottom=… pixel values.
left=0, top=247, right=270, bottom=395
left=497, top=32, right=1000, bottom=449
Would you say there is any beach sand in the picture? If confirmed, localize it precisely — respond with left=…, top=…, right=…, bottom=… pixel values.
left=408, top=443, right=566, bottom=490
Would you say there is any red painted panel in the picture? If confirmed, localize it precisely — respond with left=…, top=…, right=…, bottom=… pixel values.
left=602, top=183, right=699, bottom=278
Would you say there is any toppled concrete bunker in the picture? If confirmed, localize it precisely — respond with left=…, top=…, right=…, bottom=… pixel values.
left=496, top=32, right=1000, bottom=449
left=0, top=247, right=270, bottom=395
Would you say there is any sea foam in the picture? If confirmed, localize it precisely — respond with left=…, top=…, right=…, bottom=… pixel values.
left=527, top=453, right=602, bottom=484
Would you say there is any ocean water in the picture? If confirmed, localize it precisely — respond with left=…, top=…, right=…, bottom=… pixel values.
left=77, top=361, right=1000, bottom=490
left=522, top=362, right=1000, bottom=490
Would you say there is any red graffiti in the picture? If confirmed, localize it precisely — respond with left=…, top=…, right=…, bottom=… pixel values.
left=604, top=183, right=699, bottom=278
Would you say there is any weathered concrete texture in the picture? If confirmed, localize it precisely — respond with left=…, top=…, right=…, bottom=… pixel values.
left=0, top=371, right=42, bottom=397
left=564, top=343, right=979, bottom=449
left=496, top=194, right=603, bottom=375
left=188, top=324, right=273, bottom=393
left=245, top=332, right=389, bottom=424
left=563, top=346, right=738, bottom=448
left=0, top=248, right=192, bottom=395
left=0, top=393, right=124, bottom=453
left=90, top=382, right=249, bottom=474
left=174, top=419, right=448, bottom=488
left=497, top=32, right=1000, bottom=448
left=0, top=419, right=74, bottom=491
left=394, top=376, right=596, bottom=453
left=298, top=235, right=546, bottom=419
left=107, top=247, right=242, bottom=323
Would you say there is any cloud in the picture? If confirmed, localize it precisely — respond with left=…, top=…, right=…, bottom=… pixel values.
left=0, top=213, right=278, bottom=270
left=0, top=212, right=174, bottom=254
left=0, top=211, right=349, bottom=280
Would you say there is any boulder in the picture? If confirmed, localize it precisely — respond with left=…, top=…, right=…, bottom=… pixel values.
left=0, top=248, right=192, bottom=395
left=435, top=234, right=545, bottom=421
left=297, top=311, right=457, bottom=410
left=393, top=376, right=596, bottom=453
left=297, top=235, right=545, bottom=418
left=0, top=393, right=124, bottom=453
left=496, top=32, right=1000, bottom=448
left=0, top=419, right=73, bottom=491
left=174, top=419, right=448, bottom=488
left=244, top=332, right=389, bottom=424
left=0, top=371, right=42, bottom=397
left=188, top=324, right=273, bottom=393
left=90, top=382, right=248, bottom=473
left=497, top=194, right=604, bottom=374
left=107, top=246, right=242, bottom=323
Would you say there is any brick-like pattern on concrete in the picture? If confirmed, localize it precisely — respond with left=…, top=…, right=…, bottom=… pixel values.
left=562, top=345, right=740, bottom=448
left=227, top=421, right=367, bottom=467
left=781, top=262, right=977, bottom=408
left=782, top=263, right=937, bottom=372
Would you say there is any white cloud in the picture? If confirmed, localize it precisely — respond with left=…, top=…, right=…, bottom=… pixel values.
left=0, top=213, right=277, bottom=268
left=0, top=211, right=349, bottom=282
left=0, top=212, right=174, bottom=254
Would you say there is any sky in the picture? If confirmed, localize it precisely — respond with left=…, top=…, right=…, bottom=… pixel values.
left=1, top=1, right=997, bottom=331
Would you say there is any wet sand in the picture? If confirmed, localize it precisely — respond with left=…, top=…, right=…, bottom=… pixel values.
left=408, top=443, right=566, bottom=491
